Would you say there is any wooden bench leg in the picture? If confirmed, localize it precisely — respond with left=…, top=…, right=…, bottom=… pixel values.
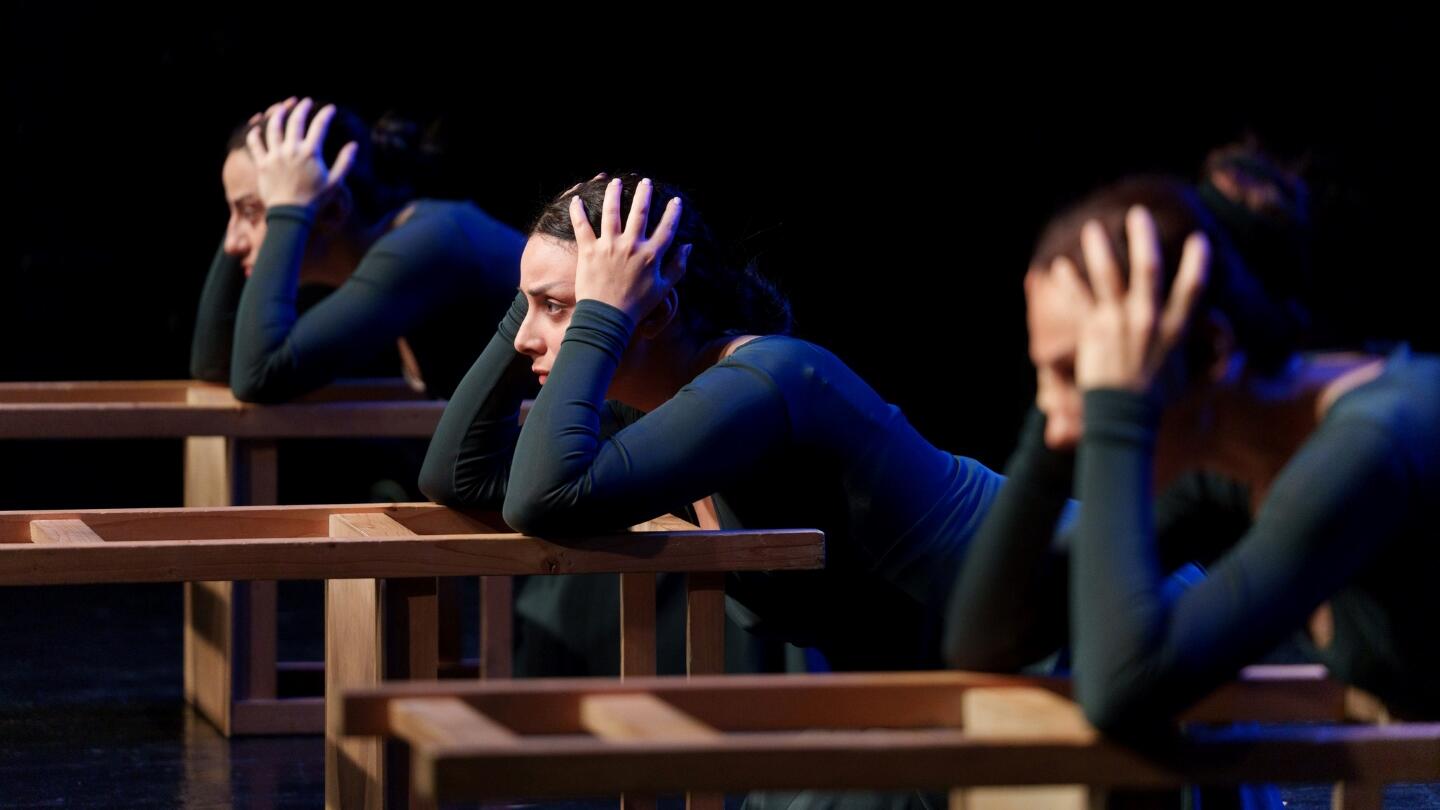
left=385, top=577, right=440, bottom=810
left=437, top=577, right=462, bottom=672
left=326, top=514, right=438, bottom=810
left=620, top=571, right=659, bottom=810
left=686, top=571, right=726, bottom=810
left=953, top=687, right=1103, bottom=810
left=183, top=436, right=281, bottom=736
left=479, top=575, right=513, bottom=680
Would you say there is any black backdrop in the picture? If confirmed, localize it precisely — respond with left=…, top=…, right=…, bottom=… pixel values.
left=2, top=8, right=1431, bottom=508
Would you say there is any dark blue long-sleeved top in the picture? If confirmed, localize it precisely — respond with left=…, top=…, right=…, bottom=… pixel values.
left=191, top=200, right=523, bottom=402
left=421, top=296, right=1005, bottom=668
left=947, top=347, right=1440, bottom=730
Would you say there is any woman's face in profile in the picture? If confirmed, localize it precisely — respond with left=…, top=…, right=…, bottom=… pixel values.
left=221, top=149, right=266, bottom=276
left=513, top=235, right=579, bottom=386
left=1025, top=265, right=1086, bottom=450
left=1026, top=256, right=1214, bottom=487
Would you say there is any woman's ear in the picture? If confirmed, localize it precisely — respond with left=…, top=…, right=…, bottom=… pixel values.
left=663, top=243, right=693, bottom=285
left=638, top=287, right=680, bottom=339
left=639, top=244, right=689, bottom=339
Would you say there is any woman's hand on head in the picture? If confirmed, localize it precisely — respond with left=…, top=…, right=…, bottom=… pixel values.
left=248, top=97, right=296, bottom=128
left=1066, top=206, right=1210, bottom=393
left=245, top=97, right=357, bottom=210
left=570, top=177, right=692, bottom=323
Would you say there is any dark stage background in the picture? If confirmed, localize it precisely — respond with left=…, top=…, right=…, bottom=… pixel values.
left=2, top=9, right=1432, bottom=508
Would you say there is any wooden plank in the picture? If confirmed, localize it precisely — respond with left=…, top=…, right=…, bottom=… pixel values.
left=182, top=437, right=231, bottom=510
left=415, top=723, right=1440, bottom=800
left=340, top=672, right=1430, bottom=804
left=0, top=400, right=447, bottom=439
left=327, top=513, right=407, bottom=810
left=28, top=519, right=103, bottom=544
left=1187, top=665, right=1347, bottom=723
left=345, top=672, right=1018, bottom=737
left=186, top=580, right=234, bottom=736
left=385, top=575, right=440, bottom=681
left=1180, top=665, right=1347, bottom=720
left=183, top=425, right=235, bottom=736
left=961, top=688, right=1095, bottom=741
left=479, top=576, right=513, bottom=679
left=690, top=498, right=721, bottom=531
left=327, top=576, right=385, bottom=810
left=631, top=514, right=703, bottom=532
left=233, top=439, right=278, bottom=505
left=686, top=572, right=726, bottom=676
left=684, top=498, right=725, bottom=810
left=0, top=503, right=504, bottom=544
left=958, top=688, right=1097, bottom=810
left=397, top=699, right=517, bottom=810
left=342, top=668, right=1349, bottom=739
left=0, top=529, right=823, bottom=585
left=0, top=379, right=196, bottom=403
left=389, top=507, right=506, bottom=537
left=327, top=513, right=437, bottom=810
left=620, top=573, right=657, bottom=678
left=0, top=378, right=441, bottom=438
left=218, top=436, right=280, bottom=737
left=581, top=694, right=720, bottom=741
left=331, top=513, right=416, bottom=539
left=391, top=698, right=518, bottom=749
left=384, top=575, right=439, bottom=809
left=235, top=580, right=278, bottom=702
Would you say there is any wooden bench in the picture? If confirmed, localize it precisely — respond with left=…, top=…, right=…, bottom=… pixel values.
left=0, top=502, right=824, bottom=809
left=342, top=667, right=1436, bottom=810
left=0, top=378, right=447, bottom=735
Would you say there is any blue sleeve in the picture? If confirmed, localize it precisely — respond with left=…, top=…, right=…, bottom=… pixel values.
left=190, top=239, right=245, bottom=382
left=1071, top=389, right=1410, bottom=733
left=944, top=408, right=1077, bottom=671
left=502, top=299, right=791, bottom=535
left=417, top=293, right=535, bottom=508
left=229, top=205, right=463, bottom=402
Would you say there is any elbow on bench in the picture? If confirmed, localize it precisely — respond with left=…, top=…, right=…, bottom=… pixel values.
left=229, top=375, right=293, bottom=405
left=1073, top=672, right=1162, bottom=737
left=417, top=464, right=459, bottom=507
left=501, top=496, right=564, bottom=537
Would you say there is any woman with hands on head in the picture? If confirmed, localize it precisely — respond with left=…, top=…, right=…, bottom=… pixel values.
left=191, top=97, right=524, bottom=403
left=421, top=173, right=1007, bottom=674
left=945, top=176, right=1440, bottom=733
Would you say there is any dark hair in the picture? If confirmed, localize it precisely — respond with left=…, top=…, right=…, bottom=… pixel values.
left=226, top=103, right=420, bottom=227
left=1197, top=144, right=1313, bottom=337
left=1032, top=176, right=1306, bottom=378
left=532, top=173, right=792, bottom=337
